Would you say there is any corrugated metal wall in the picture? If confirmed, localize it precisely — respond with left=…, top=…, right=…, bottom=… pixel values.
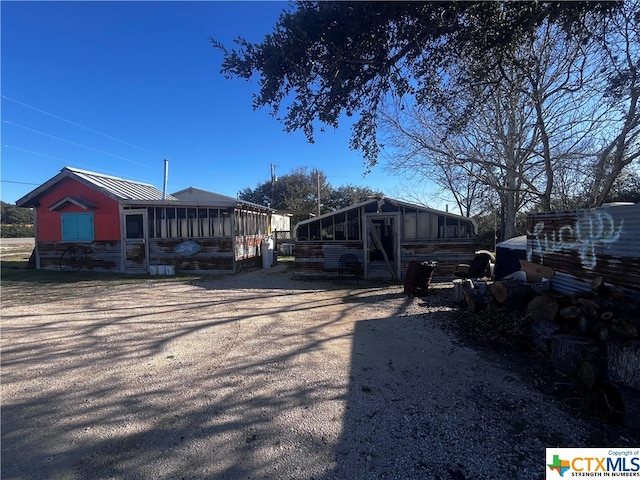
left=527, top=203, right=640, bottom=297
left=401, top=240, right=477, bottom=277
left=295, top=241, right=362, bottom=278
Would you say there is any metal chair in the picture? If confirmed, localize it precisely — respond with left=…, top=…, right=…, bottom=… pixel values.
left=454, top=251, right=494, bottom=279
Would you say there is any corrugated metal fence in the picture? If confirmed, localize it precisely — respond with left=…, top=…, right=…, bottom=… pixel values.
left=527, top=203, right=640, bottom=299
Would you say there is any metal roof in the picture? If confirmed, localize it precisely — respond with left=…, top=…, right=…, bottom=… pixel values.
left=171, top=187, right=273, bottom=212
left=294, top=196, right=477, bottom=228
left=70, top=167, right=177, bottom=201
left=16, top=167, right=176, bottom=207
left=15, top=167, right=274, bottom=213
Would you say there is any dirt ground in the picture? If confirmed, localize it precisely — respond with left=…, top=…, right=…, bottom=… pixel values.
left=2, top=251, right=639, bottom=480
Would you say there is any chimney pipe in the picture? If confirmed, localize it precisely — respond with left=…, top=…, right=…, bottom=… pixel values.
left=162, top=159, right=169, bottom=199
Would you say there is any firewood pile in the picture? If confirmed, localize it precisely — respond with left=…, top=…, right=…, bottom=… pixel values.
left=452, top=275, right=640, bottom=424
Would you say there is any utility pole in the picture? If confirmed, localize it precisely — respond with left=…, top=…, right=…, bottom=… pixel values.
left=270, top=163, right=277, bottom=207
left=317, top=170, right=321, bottom=217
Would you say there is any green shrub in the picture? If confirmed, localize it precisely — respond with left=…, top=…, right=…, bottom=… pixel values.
left=0, top=224, right=35, bottom=238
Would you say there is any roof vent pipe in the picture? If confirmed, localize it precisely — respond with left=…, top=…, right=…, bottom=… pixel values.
left=162, top=159, right=169, bottom=199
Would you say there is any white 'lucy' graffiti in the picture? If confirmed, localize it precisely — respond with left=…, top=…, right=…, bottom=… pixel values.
left=528, top=212, right=623, bottom=270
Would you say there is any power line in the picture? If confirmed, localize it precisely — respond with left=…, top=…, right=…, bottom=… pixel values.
left=3, top=120, right=155, bottom=169
left=3, top=144, right=70, bottom=163
left=2, top=144, right=99, bottom=171
left=1, top=95, right=163, bottom=157
left=1, top=179, right=41, bottom=186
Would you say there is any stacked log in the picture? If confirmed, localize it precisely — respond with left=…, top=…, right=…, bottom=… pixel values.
left=527, top=295, right=558, bottom=322
left=453, top=271, right=639, bottom=423
left=550, top=335, right=599, bottom=376
left=453, top=279, right=495, bottom=312
left=452, top=278, right=473, bottom=302
left=531, top=317, right=558, bottom=354
left=528, top=296, right=560, bottom=353
left=607, top=341, right=640, bottom=390
left=489, top=279, right=526, bottom=304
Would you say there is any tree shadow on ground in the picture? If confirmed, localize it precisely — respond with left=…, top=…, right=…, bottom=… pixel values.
left=3, top=276, right=638, bottom=480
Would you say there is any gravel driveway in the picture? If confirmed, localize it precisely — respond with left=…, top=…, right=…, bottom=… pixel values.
left=2, top=263, right=638, bottom=480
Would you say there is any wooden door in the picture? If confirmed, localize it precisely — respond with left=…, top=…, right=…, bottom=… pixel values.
left=123, top=210, right=148, bottom=273
left=365, top=215, right=399, bottom=280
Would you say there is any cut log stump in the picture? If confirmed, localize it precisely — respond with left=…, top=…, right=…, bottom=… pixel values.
left=527, top=295, right=558, bottom=322
left=531, top=318, right=559, bottom=354
left=489, top=279, right=528, bottom=304
left=531, top=320, right=558, bottom=354
left=607, top=341, right=640, bottom=390
left=464, top=291, right=492, bottom=313
left=550, top=335, right=599, bottom=376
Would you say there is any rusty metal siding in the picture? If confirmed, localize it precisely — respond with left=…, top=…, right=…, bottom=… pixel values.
left=295, top=239, right=477, bottom=279
left=149, top=238, right=234, bottom=273
left=527, top=203, right=640, bottom=295
left=235, top=235, right=263, bottom=261
left=36, top=241, right=121, bottom=272
left=295, top=241, right=350, bottom=277
left=401, top=240, right=477, bottom=277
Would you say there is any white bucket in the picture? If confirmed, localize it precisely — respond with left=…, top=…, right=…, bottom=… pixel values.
left=149, top=265, right=158, bottom=275
left=157, top=265, right=167, bottom=275
left=165, top=265, right=175, bottom=276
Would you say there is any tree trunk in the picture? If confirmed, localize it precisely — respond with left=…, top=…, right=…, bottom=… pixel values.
left=503, top=190, right=517, bottom=241
left=587, top=86, right=640, bottom=206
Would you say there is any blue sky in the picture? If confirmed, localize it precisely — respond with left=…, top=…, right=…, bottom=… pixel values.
left=1, top=1, right=438, bottom=207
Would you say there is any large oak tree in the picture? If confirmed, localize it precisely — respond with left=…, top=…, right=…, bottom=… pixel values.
left=214, top=1, right=615, bottom=164
left=214, top=1, right=635, bottom=239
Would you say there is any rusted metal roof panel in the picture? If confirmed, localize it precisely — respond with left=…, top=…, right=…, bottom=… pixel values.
left=527, top=203, right=640, bottom=295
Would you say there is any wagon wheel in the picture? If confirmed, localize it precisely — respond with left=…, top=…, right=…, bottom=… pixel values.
left=59, top=246, right=87, bottom=272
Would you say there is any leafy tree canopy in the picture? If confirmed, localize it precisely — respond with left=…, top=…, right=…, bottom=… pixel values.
left=1, top=201, right=34, bottom=224
left=239, top=167, right=381, bottom=225
left=213, top=1, right=617, bottom=167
